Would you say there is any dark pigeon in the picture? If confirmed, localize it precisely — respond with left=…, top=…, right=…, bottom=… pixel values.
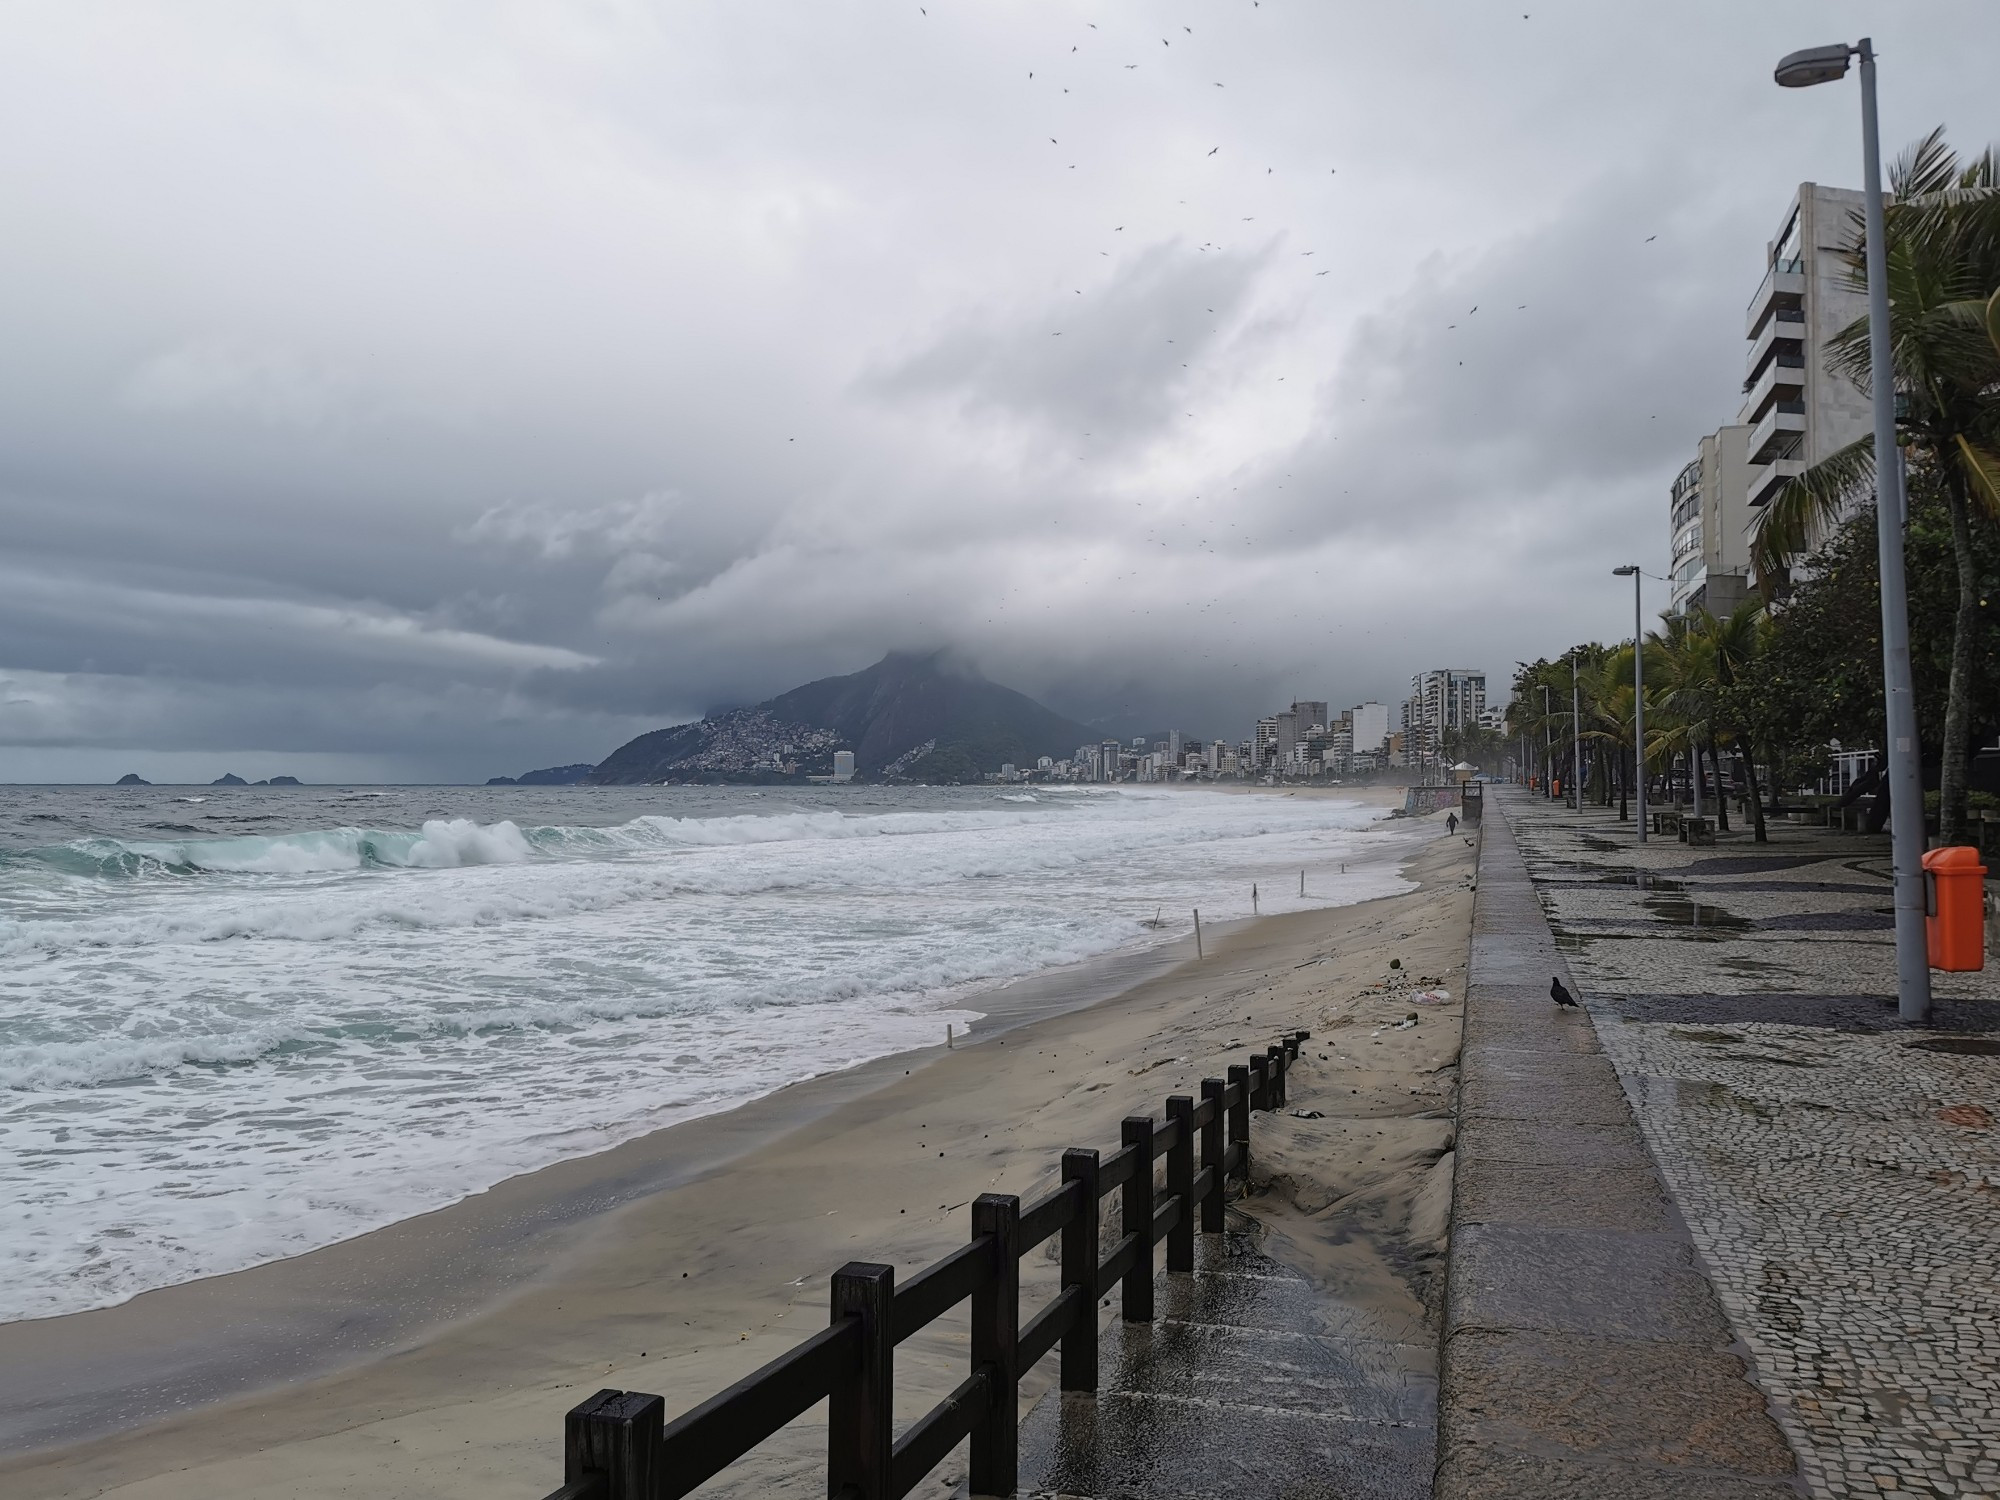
left=1551, top=977, right=1579, bottom=1008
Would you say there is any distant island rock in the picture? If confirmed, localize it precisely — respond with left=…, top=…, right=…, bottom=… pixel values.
left=211, top=773, right=249, bottom=786
left=255, top=776, right=303, bottom=786
left=487, top=764, right=592, bottom=786
left=588, top=652, right=1091, bottom=786
left=115, top=773, right=150, bottom=786
left=517, top=763, right=595, bottom=786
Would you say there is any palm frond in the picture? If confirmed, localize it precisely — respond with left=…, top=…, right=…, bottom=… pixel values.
left=1892, top=127, right=1958, bottom=200
left=1750, top=435, right=1876, bottom=587
left=1956, top=434, right=2000, bottom=520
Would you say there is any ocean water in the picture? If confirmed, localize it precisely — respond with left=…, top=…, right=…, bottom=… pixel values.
left=0, top=783, right=1412, bottom=1323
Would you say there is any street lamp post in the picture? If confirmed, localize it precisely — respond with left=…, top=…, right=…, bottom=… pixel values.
left=1613, top=566, right=1645, bottom=843
left=1776, top=37, right=1931, bottom=1024
left=1571, top=651, right=1583, bottom=812
left=1540, top=685, right=1553, bottom=799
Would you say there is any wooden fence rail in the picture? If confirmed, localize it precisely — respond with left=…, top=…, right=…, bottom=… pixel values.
left=538, top=1029, right=1308, bottom=1500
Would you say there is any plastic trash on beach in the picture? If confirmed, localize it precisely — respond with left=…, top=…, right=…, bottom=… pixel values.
left=1411, top=989, right=1453, bottom=1006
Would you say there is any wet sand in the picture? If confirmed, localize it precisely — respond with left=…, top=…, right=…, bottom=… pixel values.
left=2, top=795, right=1472, bottom=1499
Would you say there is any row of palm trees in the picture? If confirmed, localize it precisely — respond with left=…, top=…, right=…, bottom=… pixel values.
left=1507, top=604, right=1776, bottom=843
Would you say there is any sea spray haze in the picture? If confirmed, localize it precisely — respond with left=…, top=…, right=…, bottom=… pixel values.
left=0, top=783, right=1410, bottom=1321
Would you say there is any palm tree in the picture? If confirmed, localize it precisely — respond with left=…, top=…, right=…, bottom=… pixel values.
left=1702, top=601, right=1772, bottom=842
left=1751, top=129, right=2000, bottom=845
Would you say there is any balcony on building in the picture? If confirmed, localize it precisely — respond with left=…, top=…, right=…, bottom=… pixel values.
left=1747, top=456, right=1807, bottom=509
left=1742, top=353, right=1807, bottom=425
left=1745, top=256, right=1806, bottom=339
left=1745, top=314, right=1807, bottom=386
left=1748, top=400, right=1806, bottom=464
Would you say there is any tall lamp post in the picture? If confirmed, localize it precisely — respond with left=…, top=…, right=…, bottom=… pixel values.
left=1775, top=38, right=1931, bottom=1024
left=1613, top=566, right=1645, bottom=843
left=1570, top=651, right=1583, bottom=812
left=1540, top=685, right=1554, bottom=799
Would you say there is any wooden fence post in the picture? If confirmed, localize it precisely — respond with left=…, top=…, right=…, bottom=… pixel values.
left=564, top=1389, right=663, bottom=1500
left=1248, top=1054, right=1268, bottom=1112
left=1120, top=1115, right=1154, bottom=1324
left=1228, top=1063, right=1251, bottom=1179
left=1059, top=1149, right=1100, bottom=1393
left=1266, top=1045, right=1287, bottom=1108
left=827, top=1262, right=894, bottom=1500
left=1165, top=1096, right=1195, bottom=1273
left=970, top=1194, right=1020, bottom=1498
left=1199, top=1078, right=1226, bottom=1233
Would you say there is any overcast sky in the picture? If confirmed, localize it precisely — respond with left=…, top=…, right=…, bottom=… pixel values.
left=1, top=1, right=1994, bottom=783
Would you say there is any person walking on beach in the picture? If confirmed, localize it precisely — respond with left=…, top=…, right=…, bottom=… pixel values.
left=1445, top=812, right=1458, bottom=835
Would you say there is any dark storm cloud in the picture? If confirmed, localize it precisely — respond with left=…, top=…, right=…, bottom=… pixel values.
left=867, top=243, right=1271, bottom=446
left=0, top=1, right=1993, bottom=778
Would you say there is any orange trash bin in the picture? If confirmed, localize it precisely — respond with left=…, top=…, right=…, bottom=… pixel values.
left=1922, top=845, right=1987, bottom=971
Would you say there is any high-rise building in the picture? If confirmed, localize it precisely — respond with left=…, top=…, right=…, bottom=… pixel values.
left=1669, top=426, right=1755, bottom=617
left=1275, top=710, right=1298, bottom=766
left=1348, top=702, right=1389, bottom=758
left=1254, top=717, right=1279, bottom=767
left=1407, top=671, right=1486, bottom=768
left=1290, top=701, right=1328, bottom=735
left=832, top=750, right=856, bottom=782
left=1740, top=184, right=1870, bottom=522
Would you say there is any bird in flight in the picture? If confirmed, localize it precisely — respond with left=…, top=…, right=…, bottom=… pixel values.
left=1208, top=147, right=1218, bottom=155
left=1645, top=234, right=1657, bottom=242
left=1550, top=977, right=1579, bottom=1008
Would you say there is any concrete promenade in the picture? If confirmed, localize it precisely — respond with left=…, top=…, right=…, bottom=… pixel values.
left=1437, top=792, right=1798, bottom=1497
left=1495, top=788, right=2000, bottom=1499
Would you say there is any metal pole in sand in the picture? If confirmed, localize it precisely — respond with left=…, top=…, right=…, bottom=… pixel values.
left=946, top=1023, right=954, bottom=1049
left=1252, top=883, right=1259, bottom=916
left=1194, top=909, right=1203, bottom=959
left=1299, top=869, right=1305, bottom=897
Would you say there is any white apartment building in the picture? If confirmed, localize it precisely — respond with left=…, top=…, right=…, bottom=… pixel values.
left=1254, top=717, right=1279, bottom=767
left=1349, top=702, right=1390, bottom=759
left=1740, top=183, right=1870, bottom=519
left=1668, top=425, right=1755, bottom=617
left=1406, top=670, right=1486, bottom=767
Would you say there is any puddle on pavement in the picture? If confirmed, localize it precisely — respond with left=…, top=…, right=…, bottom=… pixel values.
left=1641, top=893, right=1754, bottom=934
left=1599, top=871, right=1686, bottom=892
left=1907, top=1037, right=2000, bottom=1057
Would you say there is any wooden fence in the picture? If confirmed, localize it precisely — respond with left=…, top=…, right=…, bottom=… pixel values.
left=537, top=1030, right=1308, bottom=1500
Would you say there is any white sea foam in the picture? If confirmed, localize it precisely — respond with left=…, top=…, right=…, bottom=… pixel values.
left=0, top=788, right=1415, bottom=1321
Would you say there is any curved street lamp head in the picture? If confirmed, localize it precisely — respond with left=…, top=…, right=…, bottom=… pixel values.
left=1611, top=565, right=1638, bottom=577
left=1774, top=42, right=1854, bottom=87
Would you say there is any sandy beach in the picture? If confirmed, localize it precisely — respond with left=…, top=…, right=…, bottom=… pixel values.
left=2, top=796, right=1475, bottom=1499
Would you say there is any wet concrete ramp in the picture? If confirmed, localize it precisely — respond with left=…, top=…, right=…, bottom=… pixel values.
left=1017, top=1230, right=1434, bottom=1500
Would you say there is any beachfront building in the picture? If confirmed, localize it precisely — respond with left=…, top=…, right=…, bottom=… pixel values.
left=1404, top=670, right=1486, bottom=778
left=1669, top=426, right=1754, bottom=617
left=1349, top=701, right=1389, bottom=760
left=1254, top=716, right=1279, bottom=768
left=1738, top=183, right=1870, bottom=536
left=832, top=750, right=855, bottom=782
